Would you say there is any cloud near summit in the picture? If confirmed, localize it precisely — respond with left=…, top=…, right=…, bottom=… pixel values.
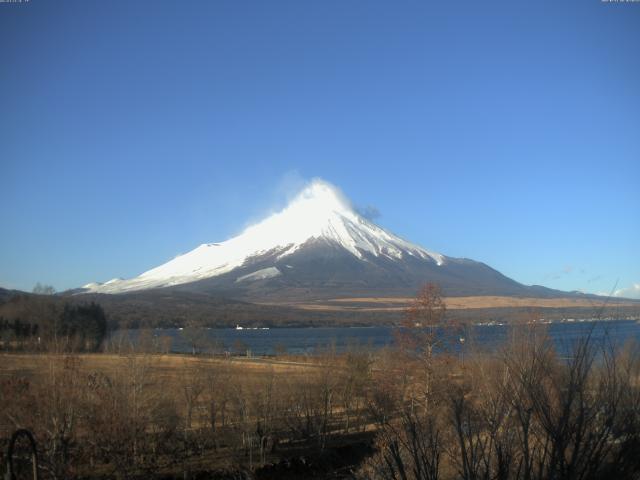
left=613, top=283, right=640, bottom=300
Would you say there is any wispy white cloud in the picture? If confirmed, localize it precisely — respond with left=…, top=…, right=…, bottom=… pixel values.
left=274, top=170, right=309, bottom=204
left=612, top=283, right=640, bottom=299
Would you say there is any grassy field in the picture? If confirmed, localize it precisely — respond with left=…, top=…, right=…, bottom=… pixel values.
left=0, top=352, right=320, bottom=377
left=0, top=350, right=373, bottom=478
left=262, top=295, right=640, bottom=312
left=2, top=326, right=640, bottom=480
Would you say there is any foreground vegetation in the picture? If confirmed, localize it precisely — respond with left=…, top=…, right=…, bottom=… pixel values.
left=1, top=285, right=639, bottom=479
left=1, top=324, right=639, bottom=479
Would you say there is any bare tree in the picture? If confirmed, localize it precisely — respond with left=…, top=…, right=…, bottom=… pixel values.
left=395, top=283, right=448, bottom=412
left=32, top=283, right=56, bottom=295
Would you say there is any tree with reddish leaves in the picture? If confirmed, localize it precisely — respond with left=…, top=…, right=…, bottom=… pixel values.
left=396, top=283, right=447, bottom=359
left=407, top=283, right=446, bottom=327
left=393, top=283, right=449, bottom=415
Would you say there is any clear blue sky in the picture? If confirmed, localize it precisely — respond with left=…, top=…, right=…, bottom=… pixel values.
left=1, top=0, right=638, bottom=297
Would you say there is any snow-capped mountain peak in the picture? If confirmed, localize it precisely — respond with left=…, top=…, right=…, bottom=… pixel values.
left=83, top=179, right=444, bottom=294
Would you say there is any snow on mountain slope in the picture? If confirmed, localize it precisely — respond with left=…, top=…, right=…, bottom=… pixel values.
left=235, top=267, right=282, bottom=283
left=83, top=179, right=445, bottom=294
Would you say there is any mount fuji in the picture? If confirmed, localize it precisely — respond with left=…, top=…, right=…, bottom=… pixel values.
left=80, top=180, right=561, bottom=301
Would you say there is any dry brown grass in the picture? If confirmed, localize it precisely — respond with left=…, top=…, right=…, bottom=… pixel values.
left=0, top=352, right=319, bottom=385
left=262, top=295, right=638, bottom=312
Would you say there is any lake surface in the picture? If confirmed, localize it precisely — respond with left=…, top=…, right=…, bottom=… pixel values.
left=109, top=319, right=640, bottom=357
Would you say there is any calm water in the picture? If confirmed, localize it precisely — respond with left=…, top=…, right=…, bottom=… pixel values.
left=109, top=319, right=640, bottom=357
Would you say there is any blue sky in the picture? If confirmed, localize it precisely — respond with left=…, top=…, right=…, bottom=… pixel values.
left=1, top=0, right=638, bottom=297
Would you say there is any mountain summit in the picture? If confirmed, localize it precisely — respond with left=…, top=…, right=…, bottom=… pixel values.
left=82, top=179, right=556, bottom=300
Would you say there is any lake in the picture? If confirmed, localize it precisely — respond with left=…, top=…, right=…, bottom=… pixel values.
left=109, top=319, right=640, bottom=357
